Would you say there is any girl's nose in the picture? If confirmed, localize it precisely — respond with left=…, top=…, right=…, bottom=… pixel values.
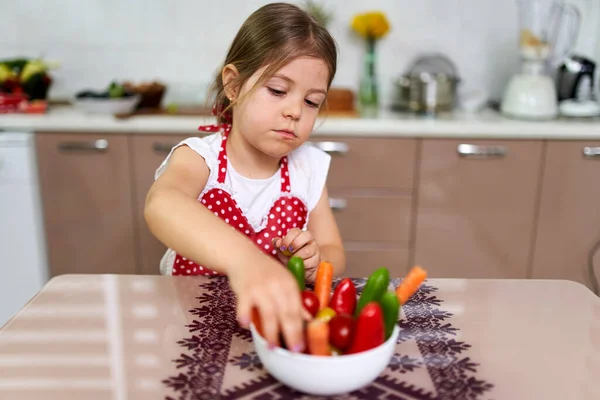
left=283, top=99, right=302, bottom=120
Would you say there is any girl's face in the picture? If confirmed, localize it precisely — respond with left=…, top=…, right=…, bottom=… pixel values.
left=231, top=56, right=330, bottom=159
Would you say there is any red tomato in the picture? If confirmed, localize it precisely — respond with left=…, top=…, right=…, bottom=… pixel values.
left=301, top=290, right=319, bottom=317
left=328, top=313, right=354, bottom=351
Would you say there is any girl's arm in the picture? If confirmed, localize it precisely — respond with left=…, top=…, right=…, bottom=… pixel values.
left=144, top=146, right=307, bottom=351
left=307, top=185, right=346, bottom=275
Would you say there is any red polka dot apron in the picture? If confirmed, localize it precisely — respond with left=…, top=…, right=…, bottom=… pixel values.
left=171, top=124, right=308, bottom=276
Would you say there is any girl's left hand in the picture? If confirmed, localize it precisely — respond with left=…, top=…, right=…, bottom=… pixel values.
left=272, top=228, right=320, bottom=282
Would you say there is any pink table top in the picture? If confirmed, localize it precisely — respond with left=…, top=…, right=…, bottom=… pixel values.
left=0, top=274, right=599, bottom=399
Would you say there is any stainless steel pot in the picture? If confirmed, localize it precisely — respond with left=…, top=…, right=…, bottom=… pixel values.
left=393, top=54, right=461, bottom=114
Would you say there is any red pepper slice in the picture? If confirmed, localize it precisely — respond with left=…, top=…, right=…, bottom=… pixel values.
left=346, top=302, right=385, bottom=354
left=329, top=278, right=357, bottom=316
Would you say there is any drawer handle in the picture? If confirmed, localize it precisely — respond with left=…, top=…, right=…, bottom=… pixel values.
left=583, top=147, right=600, bottom=158
left=308, top=141, right=349, bottom=155
left=58, top=139, right=109, bottom=152
left=457, top=144, right=507, bottom=158
left=329, top=197, right=347, bottom=211
left=152, top=142, right=176, bottom=154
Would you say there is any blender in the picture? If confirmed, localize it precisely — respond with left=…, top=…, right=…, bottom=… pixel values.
left=501, top=0, right=580, bottom=120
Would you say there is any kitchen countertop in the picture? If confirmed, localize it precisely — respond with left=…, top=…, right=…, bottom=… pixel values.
left=1, top=106, right=600, bottom=139
left=1, top=274, right=598, bottom=399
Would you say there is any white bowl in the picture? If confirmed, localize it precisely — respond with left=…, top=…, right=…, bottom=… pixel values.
left=73, top=95, right=140, bottom=115
left=250, top=322, right=400, bottom=396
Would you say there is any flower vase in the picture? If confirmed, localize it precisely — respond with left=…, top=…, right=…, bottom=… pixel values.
left=358, top=38, right=379, bottom=117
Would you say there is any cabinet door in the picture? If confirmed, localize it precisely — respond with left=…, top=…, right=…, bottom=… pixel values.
left=531, top=141, right=600, bottom=290
left=314, top=137, right=417, bottom=278
left=310, top=137, right=417, bottom=191
left=131, top=135, right=189, bottom=275
left=328, top=192, right=412, bottom=277
left=36, top=133, right=136, bottom=276
left=345, top=247, right=410, bottom=278
left=413, top=139, right=543, bottom=278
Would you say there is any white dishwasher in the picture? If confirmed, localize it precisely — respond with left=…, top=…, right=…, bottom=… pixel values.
left=0, top=131, right=49, bottom=327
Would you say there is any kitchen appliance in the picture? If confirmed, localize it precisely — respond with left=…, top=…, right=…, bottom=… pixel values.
left=0, top=131, right=49, bottom=327
left=556, top=54, right=600, bottom=117
left=501, top=0, right=580, bottom=120
left=392, top=53, right=461, bottom=114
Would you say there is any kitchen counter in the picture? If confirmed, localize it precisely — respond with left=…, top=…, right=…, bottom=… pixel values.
left=1, top=106, right=600, bottom=139
left=1, top=274, right=598, bottom=399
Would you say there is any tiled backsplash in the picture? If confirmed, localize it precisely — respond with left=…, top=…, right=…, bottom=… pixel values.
left=2, top=0, right=599, bottom=106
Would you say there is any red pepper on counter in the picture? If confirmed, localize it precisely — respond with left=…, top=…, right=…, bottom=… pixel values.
left=329, top=278, right=357, bottom=316
left=346, top=302, right=385, bottom=354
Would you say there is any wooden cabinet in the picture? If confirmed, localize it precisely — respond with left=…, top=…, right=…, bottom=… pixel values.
left=35, top=130, right=599, bottom=289
left=531, top=141, right=600, bottom=290
left=130, top=135, right=188, bottom=275
left=311, top=137, right=417, bottom=278
left=36, top=132, right=137, bottom=276
left=413, top=139, right=543, bottom=279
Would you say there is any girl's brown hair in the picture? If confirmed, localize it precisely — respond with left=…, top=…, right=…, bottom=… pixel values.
left=209, top=2, right=338, bottom=123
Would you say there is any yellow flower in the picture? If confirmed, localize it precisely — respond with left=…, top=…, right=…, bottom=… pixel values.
left=351, top=11, right=390, bottom=40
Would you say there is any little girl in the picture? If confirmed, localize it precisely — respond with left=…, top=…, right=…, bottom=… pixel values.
left=145, top=2, right=345, bottom=354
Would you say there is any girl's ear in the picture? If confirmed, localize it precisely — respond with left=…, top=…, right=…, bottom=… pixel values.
left=222, top=64, right=240, bottom=101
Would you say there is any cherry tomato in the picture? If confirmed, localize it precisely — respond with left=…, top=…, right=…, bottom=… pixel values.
left=328, top=313, right=354, bottom=351
left=301, top=290, right=319, bottom=317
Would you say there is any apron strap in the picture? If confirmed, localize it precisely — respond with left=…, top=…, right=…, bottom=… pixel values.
left=211, top=124, right=291, bottom=190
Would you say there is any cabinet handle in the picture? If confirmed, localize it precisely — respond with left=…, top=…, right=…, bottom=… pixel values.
left=307, top=141, right=349, bottom=155
left=58, top=139, right=109, bottom=153
left=328, top=197, right=347, bottom=211
left=583, top=147, right=600, bottom=158
left=457, top=144, right=507, bottom=158
left=152, top=142, right=176, bottom=154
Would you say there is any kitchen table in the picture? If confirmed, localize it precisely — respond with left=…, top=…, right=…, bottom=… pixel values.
left=0, top=274, right=598, bottom=400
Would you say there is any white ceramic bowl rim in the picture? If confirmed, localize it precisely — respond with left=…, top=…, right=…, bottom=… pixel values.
left=250, top=322, right=399, bottom=363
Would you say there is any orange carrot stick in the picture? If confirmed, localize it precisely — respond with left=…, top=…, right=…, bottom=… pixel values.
left=251, top=307, right=263, bottom=336
left=396, top=266, right=428, bottom=304
left=314, top=261, right=334, bottom=310
left=251, top=307, right=280, bottom=346
left=307, top=319, right=331, bottom=356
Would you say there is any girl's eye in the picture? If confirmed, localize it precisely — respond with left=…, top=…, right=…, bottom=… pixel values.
left=268, top=87, right=286, bottom=96
left=305, top=99, right=320, bottom=108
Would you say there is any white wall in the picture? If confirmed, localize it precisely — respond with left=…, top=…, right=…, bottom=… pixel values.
left=1, top=0, right=598, bottom=106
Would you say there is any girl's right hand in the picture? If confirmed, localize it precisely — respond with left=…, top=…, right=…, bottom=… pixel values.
left=228, top=254, right=310, bottom=353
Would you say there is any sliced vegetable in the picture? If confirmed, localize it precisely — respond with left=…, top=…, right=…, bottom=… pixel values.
left=315, top=307, right=336, bottom=322
left=329, top=344, right=342, bottom=356
left=328, top=313, right=354, bottom=351
left=301, top=290, right=320, bottom=317
left=307, top=319, right=331, bottom=356
left=355, top=267, right=389, bottom=317
left=347, top=302, right=385, bottom=354
left=287, top=256, right=306, bottom=291
left=396, top=266, right=428, bottom=305
left=251, top=308, right=282, bottom=347
left=379, top=290, right=400, bottom=340
left=282, top=248, right=294, bottom=257
left=314, top=261, right=334, bottom=310
left=329, top=278, right=357, bottom=316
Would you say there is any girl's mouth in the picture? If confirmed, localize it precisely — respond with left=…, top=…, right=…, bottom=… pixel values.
left=275, top=129, right=296, bottom=139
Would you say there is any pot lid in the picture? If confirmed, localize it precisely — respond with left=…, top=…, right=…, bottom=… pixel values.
left=405, top=53, right=459, bottom=79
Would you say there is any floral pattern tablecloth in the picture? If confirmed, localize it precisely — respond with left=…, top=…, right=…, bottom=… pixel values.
left=162, top=277, right=494, bottom=400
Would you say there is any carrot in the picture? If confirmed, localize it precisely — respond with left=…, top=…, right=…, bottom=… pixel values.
left=396, top=266, right=428, bottom=304
left=314, top=261, right=334, bottom=310
left=251, top=307, right=280, bottom=346
left=251, top=307, right=263, bottom=336
left=307, top=319, right=331, bottom=356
